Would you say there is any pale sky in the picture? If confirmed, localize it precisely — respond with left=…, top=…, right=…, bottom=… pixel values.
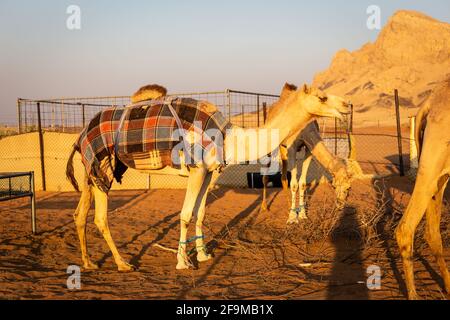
left=0, top=0, right=449, bottom=123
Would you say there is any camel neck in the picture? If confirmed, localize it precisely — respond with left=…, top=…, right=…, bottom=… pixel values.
left=223, top=98, right=312, bottom=163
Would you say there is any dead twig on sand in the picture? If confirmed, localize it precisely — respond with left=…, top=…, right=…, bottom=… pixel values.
left=152, top=243, right=178, bottom=254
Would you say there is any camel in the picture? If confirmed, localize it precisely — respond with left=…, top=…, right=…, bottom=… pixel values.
left=260, top=84, right=352, bottom=224
left=395, top=78, right=450, bottom=300
left=66, top=83, right=349, bottom=271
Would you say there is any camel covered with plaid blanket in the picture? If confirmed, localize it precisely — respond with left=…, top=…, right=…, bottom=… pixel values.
left=67, top=83, right=350, bottom=271
left=73, top=96, right=231, bottom=193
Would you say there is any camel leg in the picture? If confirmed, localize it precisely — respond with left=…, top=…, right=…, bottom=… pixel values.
left=298, top=152, right=313, bottom=220
left=281, top=159, right=289, bottom=191
left=260, top=175, right=269, bottom=212
left=195, top=171, right=213, bottom=263
left=92, top=185, right=134, bottom=272
left=287, top=166, right=299, bottom=225
left=73, top=177, right=98, bottom=270
left=177, top=167, right=207, bottom=270
left=396, top=173, right=439, bottom=299
left=424, top=176, right=450, bottom=294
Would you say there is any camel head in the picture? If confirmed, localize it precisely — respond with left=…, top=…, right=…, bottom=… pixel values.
left=292, top=84, right=349, bottom=121
left=332, top=166, right=352, bottom=210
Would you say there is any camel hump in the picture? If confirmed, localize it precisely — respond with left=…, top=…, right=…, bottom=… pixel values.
left=132, top=84, right=168, bottom=104
left=198, top=101, right=218, bottom=114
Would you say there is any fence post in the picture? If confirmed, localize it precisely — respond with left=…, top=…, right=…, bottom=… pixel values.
left=395, top=89, right=405, bottom=176
left=82, top=104, right=86, bottom=128
left=262, top=102, right=267, bottom=124
left=257, top=95, right=260, bottom=127
left=347, top=103, right=354, bottom=159
left=17, top=98, right=22, bottom=134
left=61, top=102, right=65, bottom=133
left=25, top=102, right=28, bottom=133
left=349, top=103, right=354, bottom=134
left=30, top=171, right=37, bottom=234
left=36, top=102, right=47, bottom=191
left=226, top=90, right=231, bottom=122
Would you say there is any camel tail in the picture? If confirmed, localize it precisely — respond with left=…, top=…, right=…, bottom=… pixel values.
left=66, top=146, right=80, bottom=192
left=414, top=101, right=431, bottom=159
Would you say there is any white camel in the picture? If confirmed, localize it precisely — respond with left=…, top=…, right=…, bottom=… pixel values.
left=66, top=83, right=349, bottom=271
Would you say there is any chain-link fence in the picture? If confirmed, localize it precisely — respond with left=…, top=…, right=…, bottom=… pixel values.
left=16, top=90, right=280, bottom=134
left=1, top=89, right=409, bottom=192
left=351, top=127, right=411, bottom=177
left=350, top=91, right=412, bottom=177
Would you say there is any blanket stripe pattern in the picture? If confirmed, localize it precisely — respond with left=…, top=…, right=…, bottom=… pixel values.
left=75, top=97, right=232, bottom=192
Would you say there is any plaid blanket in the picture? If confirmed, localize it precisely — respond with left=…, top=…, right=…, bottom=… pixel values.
left=75, top=97, right=232, bottom=192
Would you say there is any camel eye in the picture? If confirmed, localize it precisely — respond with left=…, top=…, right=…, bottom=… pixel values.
left=319, top=96, right=328, bottom=103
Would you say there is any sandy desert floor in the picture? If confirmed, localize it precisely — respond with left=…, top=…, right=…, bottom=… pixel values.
left=0, top=176, right=449, bottom=300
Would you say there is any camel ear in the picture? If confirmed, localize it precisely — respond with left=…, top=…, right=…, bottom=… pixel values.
left=302, top=84, right=311, bottom=94
left=280, top=83, right=297, bottom=99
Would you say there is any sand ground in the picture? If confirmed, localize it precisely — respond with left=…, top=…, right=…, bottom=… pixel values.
left=0, top=176, right=449, bottom=300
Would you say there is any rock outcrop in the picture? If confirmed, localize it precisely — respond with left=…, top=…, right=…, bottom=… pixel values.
left=313, top=10, right=450, bottom=117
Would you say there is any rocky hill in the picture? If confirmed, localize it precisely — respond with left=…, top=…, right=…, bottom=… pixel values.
left=313, top=10, right=450, bottom=125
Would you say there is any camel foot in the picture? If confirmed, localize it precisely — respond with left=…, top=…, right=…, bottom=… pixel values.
left=176, top=261, right=192, bottom=270
left=298, top=211, right=308, bottom=221
left=287, top=214, right=299, bottom=225
left=82, top=261, right=99, bottom=271
left=197, top=252, right=212, bottom=263
left=443, top=279, right=450, bottom=296
left=407, top=291, right=421, bottom=300
left=117, top=262, right=136, bottom=272
left=260, top=203, right=268, bottom=213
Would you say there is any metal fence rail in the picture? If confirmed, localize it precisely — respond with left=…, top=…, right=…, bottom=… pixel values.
left=17, top=90, right=282, bottom=134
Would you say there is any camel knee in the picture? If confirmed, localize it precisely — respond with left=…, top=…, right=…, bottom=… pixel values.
left=396, top=224, right=413, bottom=257
left=74, top=192, right=92, bottom=219
left=424, top=227, right=433, bottom=246
left=180, top=218, right=191, bottom=229
left=299, top=183, right=307, bottom=192
left=425, top=229, right=443, bottom=255
left=74, top=215, right=87, bottom=229
left=94, top=217, right=108, bottom=233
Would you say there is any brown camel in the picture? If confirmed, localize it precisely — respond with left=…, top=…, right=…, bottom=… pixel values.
left=396, top=78, right=450, bottom=299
